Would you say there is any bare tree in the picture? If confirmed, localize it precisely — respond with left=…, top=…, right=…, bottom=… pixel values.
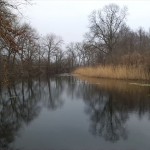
left=43, top=34, right=63, bottom=72
left=88, top=4, right=127, bottom=55
left=66, top=43, right=78, bottom=69
left=0, top=0, right=30, bottom=52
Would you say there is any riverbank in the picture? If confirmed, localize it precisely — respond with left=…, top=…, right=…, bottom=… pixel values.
left=73, top=65, right=150, bottom=80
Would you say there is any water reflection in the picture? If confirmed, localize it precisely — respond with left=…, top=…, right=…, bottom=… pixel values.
left=75, top=76, right=150, bottom=142
left=0, top=75, right=150, bottom=149
left=0, top=76, right=66, bottom=150
left=85, top=93, right=128, bottom=142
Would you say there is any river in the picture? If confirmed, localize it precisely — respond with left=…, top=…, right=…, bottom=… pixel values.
left=0, top=75, right=150, bottom=150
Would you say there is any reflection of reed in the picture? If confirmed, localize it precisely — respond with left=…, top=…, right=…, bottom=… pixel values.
left=75, top=75, right=150, bottom=95
left=75, top=75, right=150, bottom=142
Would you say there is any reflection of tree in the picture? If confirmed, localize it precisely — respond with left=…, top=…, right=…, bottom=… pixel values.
left=41, top=76, right=64, bottom=110
left=58, top=77, right=135, bottom=142
left=0, top=76, right=66, bottom=149
left=57, top=77, right=129, bottom=142
left=0, top=78, right=41, bottom=150
left=85, top=92, right=127, bottom=142
left=0, top=75, right=150, bottom=148
left=0, top=98, right=22, bottom=150
left=65, top=76, right=78, bottom=98
left=74, top=78, right=150, bottom=143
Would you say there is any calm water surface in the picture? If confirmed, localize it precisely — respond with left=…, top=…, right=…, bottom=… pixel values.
left=0, top=75, right=150, bottom=150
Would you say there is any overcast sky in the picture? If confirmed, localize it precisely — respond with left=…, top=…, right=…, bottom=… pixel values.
left=22, top=0, right=150, bottom=44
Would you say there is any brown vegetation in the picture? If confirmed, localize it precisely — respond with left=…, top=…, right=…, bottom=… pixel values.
left=71, top=4, right=150, bottom=81
left=73, top=65, right=150, bottom=80
left=0, top=2, right=150, bottom=82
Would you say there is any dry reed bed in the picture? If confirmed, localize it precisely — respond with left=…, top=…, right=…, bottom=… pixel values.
left=73, top=65, right=150, bottom=80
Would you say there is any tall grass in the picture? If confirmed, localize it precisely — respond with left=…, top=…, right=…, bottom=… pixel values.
left=73, top=65, right=150, bottom=80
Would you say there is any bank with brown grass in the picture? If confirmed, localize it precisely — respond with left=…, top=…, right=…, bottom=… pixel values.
left=73, top=65, right=150, bottom=80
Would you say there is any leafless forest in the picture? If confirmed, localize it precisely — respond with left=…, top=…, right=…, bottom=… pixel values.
left=0, top=0, right=150, bottom=81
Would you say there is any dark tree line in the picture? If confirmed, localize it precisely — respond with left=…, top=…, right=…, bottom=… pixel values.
left=0, top=0, right=73, bottom=82
left=66, top=4, right=150, bottom=70
left=0, top=2, right=150, bottom=82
